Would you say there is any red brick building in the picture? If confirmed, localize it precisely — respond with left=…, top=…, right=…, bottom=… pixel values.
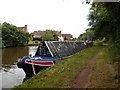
left=18, top=25, right=28, bottom=32
left=32, top=30, right=73, bottom=41
left=32, top=30, right=46, bottom=38
left=62, top=34, right=73, bottom=40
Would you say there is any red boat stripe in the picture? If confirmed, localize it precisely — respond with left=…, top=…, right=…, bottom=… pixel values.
left=26, top=60, right=54, bottom=65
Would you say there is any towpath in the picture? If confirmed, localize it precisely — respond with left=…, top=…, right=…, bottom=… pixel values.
left=72, top=48, right=103, bottom=88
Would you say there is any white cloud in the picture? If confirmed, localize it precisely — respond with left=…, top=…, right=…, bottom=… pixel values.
left=0, top=0, right=91, bottom=38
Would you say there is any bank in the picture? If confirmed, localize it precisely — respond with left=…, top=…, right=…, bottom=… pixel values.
left=27, top=41, right=40, bottom=46
left=13, top=46, right=101, bottom=88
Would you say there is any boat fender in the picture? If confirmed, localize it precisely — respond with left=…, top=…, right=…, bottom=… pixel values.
left=17, top=61, right=25, bottom=68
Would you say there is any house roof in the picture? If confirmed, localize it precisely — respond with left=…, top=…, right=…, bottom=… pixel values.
left=62, top=34, right=72, bottom=37
left=18, top=27, right=24, bottom=30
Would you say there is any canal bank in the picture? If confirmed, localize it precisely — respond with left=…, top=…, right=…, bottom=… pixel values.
left=14, top=46, right=101, bottom=88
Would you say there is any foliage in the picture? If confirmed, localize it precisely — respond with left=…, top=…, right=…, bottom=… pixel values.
left=33, top=37, right=41, bottom=41
left=41, top=29, right=58, bottom=41
left=108, top=37, right=120, bottom=62
left=88, top=2, right=120, bottom=61
left=88, top=3, right=116, bottom=40
left=41, top=33, right=54, bottom=41
left=2, top=22, right=30, bottom=47
left=29, top=33, right=33, bottom=41
left=28, top=41, right=40, bottom=45
left=94, top=38, right=108, bottom=46
left=78, top=28, right=95, bottom=41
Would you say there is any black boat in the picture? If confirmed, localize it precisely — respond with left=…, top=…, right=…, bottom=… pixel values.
left=17, top=41, right=87, bottom=78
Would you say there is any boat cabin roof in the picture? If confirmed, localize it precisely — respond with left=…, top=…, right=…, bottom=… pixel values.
left=35, top=41, right=86, bottom=59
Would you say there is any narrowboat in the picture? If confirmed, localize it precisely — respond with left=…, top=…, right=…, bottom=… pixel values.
left=17, top=41, right=87, bottom=78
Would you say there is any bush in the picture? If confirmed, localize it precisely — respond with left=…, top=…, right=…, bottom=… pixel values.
left=108, top=36, right=120, bottom=62
left=94, top=38, right=108, bottom=46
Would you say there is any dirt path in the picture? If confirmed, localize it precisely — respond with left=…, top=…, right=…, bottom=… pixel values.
left=72, top=49, right=103, bottom=88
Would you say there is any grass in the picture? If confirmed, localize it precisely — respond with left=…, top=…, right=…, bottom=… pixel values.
left=14, top=46, right=101, bottom=88
left=28, top=41, right=40, bottom=45
left=86, top=47, right=118, bottom=88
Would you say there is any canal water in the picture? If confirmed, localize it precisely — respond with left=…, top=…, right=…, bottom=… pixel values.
left=0, top=46, right=38, bottom=89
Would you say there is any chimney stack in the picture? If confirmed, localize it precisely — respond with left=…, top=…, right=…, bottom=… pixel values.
left=24, top=25, right=27, bottom=32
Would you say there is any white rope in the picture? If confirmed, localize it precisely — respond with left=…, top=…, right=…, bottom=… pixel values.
left=29, top=54, right=36, bottom=75
left=31, top=59, right=36, bottom=75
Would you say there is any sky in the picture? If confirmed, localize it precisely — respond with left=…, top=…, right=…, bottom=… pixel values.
left=0, top=0, right=92, bottom=38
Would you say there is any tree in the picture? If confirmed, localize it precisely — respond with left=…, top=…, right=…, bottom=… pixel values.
left=2, top=22, right=30, bottom=47
left=42, top=33, right=55, bottom=41
left=88, top=2, right=120, bottom=61
left=78, top=28, right=94, bottom=41
left=41, top=29, right=58, bottom=41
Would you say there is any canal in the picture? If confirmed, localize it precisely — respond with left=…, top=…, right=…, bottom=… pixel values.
left=0, top=46, right=38, bottom=89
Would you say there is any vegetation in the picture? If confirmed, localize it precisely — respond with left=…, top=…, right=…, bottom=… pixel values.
left=84, top=2, right=120, bottom=85
left=2, top=22, right=30, bottom=47
left=41, top=29, right=58, bottom=41
left=87, top=2, right=120, bottom=62
left=28, top=41, right=40, bottom=45
left=78, top=2, right=120, bottom=86
left=14, top=46, right=101, bottom=88
left=94, top=38, right=108, bottom=47
left=78, top=28, right=95, bottom=41
left=87, top=48, right=118, bottom=88
left=79, top=2, right=120, bottom=62
left=33, top=37, right=41, bottom=41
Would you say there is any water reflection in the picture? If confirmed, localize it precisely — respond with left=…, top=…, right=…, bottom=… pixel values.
left=1, top=46, right=38, bottom=89
left=2, top=46, right=29, bottom=65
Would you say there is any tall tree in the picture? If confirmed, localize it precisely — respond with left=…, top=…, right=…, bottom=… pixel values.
left=88, top=2, right=120, bottom=61
left=41, top=30, right=58, bottom=41
left=78, top=28, right=94, bottom=41
left=2, top=22, right=30, bottom=47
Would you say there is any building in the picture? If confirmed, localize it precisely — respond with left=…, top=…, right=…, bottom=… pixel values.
left=32, top=30, right=46, bottom=38
left=32, top=30, right=73, bottom=41
left=18, top=25, right=28, bottom=32
left=62, top=34, right=73, bottom=40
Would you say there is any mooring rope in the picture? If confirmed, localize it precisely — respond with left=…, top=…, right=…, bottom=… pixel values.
left=29, top=54, right=36, bottom=75
left=31, top=59, right=36, bottom=75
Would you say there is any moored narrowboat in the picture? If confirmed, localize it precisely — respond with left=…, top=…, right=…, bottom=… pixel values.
left=17, top=41, right=87, bottom=78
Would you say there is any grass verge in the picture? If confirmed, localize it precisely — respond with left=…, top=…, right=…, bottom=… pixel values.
left=28, top=41, right=40, bottom=45
left=14, top=46, right=101, bottom=88
left=86, top=47, right=118, bottom=88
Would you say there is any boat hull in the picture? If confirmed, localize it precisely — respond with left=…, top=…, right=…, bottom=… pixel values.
left=17, top=56, right=55, bottom=78
left=22, top=63, right=49, bottom=78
